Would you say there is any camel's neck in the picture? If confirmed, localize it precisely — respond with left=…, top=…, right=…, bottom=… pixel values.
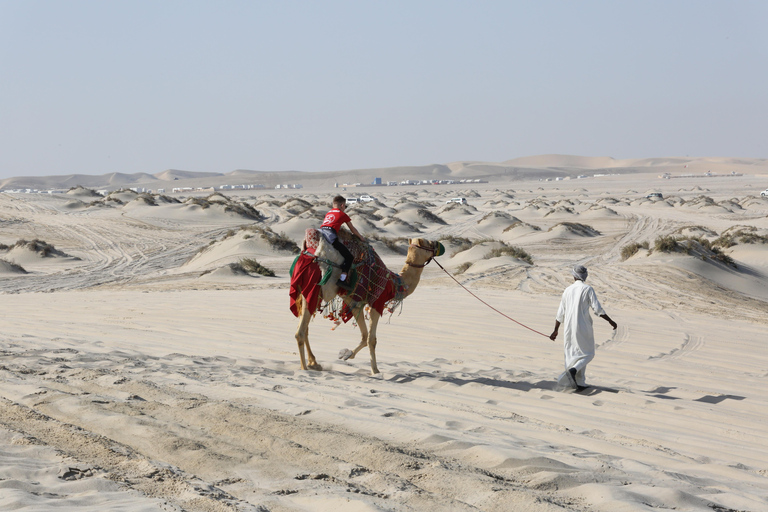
left=398, top=262, right=425, bottom=298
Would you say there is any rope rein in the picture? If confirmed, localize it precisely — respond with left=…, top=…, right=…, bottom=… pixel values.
left=433, top=259, right=550, bottom=338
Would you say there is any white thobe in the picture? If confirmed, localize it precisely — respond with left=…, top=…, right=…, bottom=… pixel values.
left=555, top=280, right=605, bottom=387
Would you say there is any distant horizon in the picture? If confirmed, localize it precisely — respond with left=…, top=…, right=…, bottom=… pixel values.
left=3, top=153, right=768, bottom=182
left=2, top=153, right=766, bottom=194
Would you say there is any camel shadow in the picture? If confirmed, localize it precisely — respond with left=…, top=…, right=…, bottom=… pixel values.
left=386, top=374, right=746, bottom=403
left=388, top=372, right=567, bottom=393
left=387, top=371, right=634, bottom=396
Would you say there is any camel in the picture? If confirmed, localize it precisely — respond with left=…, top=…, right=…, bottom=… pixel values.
left=290, top=231, right=443, bottom=374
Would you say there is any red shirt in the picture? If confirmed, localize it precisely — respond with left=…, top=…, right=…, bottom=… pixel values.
left=321, top=208, right=351, bottom=232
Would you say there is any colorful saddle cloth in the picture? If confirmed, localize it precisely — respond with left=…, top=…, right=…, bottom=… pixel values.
left=289, top=251, right=323, bottom=317
left=300, top=228, right=407, bottom=320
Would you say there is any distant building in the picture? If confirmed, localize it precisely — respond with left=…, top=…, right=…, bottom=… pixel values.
left=372, top=177, right=382, bottom=185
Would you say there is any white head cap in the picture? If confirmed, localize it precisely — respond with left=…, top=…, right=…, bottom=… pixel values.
left=572, top=265, right=588, bottom=281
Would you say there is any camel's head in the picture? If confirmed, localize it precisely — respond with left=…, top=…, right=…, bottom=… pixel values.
left=406, top=238, right=445, bottom=268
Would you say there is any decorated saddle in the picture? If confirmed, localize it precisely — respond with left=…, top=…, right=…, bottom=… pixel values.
left=289, top=228, right=407, bottom=321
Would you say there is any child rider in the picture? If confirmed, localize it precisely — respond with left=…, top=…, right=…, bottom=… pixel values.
left=320, top=195, right=365, bottom=290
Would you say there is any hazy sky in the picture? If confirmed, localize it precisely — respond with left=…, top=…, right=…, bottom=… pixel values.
left=1, top=1, right=766, bottom=178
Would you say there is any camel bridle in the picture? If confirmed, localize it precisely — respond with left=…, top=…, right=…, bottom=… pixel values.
left=406, top=242, right=437, bottom=268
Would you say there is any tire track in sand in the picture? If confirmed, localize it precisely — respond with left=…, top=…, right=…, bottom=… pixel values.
left=0, top=349, right=577, bottom=512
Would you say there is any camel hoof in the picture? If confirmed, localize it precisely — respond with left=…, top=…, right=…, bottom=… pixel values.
left=338, top=348, right=354, bottom=361
left=308, top=362, right=323, bottom=371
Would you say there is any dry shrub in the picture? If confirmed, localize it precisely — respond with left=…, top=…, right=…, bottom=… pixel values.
left=486, top=245, right=533, bottom=265
left=456, top=262, right=473, bottom=274
left=368, top=234, right=408, bottom=254
left=653, top=235, right=736, bottom=268
left=238, top=258, right=275, bottom=277
left=620, top=241, right=649, bottom=261
left=713, top=227, right=768, bottom=248
left=416, top=209, right=447, bottom=225
left=13, top=239, right=67, bottom=257
left=654, top=236, right=679, bottom=253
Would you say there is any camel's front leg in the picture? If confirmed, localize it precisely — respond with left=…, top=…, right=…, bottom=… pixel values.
left=294, top=296, right=321, bottom=371
left=366, top=309, right=381, bottom=374
left=347, top=304, right=369, bottom=360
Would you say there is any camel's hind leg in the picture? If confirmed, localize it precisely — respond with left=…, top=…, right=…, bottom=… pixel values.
left=294, top=294, right=321, bottom=371
left=343, top=306, right=382, bottom=375
left=344, top=304, right=369, bottom=361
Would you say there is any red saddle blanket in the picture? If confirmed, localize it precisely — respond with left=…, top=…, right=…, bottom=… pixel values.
left=289, top=251, right=323, bottom=317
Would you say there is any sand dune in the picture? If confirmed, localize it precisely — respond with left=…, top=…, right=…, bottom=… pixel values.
left=475, top=211, right=523, bottom=238
left=182, top=227, right=298, bottom=274
left=0, top=259, right=26, bottom=274
left=1, top=240, right=80, bottom=271
left=66, top=185, right=103, bottom=198
left=1, top=168, right=768, bottom=511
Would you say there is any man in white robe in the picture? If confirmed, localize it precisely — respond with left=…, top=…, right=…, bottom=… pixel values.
left=549, top=265, right=617, bottom=390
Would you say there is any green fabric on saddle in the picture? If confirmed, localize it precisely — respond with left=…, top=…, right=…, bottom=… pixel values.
left=292, top=252, right=336, bottom=287
left=319, top=263, right=333, bottom=286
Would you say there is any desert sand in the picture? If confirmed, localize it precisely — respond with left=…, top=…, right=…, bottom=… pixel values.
left=1, top=159, right=767, bottom=511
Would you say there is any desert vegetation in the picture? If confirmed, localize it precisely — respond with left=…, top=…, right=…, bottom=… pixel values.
left=367, top=234, right=409, bottom=254
left=251, top=227, right=300, bottom=253
left=416, top=209, right=447, bottom=225
left=135, top=193, right=158, bottom=206
left=654, top=235, right=679, bottom=253
left=713, top=227, right=768, bottom=248
left=477, top=211, right=514, bottom=223
left=651, top=235, right=736, bottom=268
left=237, top=258, right=276, bottom=277
left=0, top=239, right=72, bottom=258
left=445, top=236, right=533, bottom=265
left=548, top=222, right=601, bottom=236
left=192, top=226, right=299, bottom=261
left=185, top=194, right=263, bottom=219
left=502, top=221, right=541, bottom=233
left=67, top=185, right=103, bottom=197
left=0, top=258, right=27, bottom=273
left=620, top=241, right=650, bottom=261
left=455, top=261, right=473, bottom=274
left=485, top=243, right=533, bottom=265
left=440, top=235, right=474, bottom=256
